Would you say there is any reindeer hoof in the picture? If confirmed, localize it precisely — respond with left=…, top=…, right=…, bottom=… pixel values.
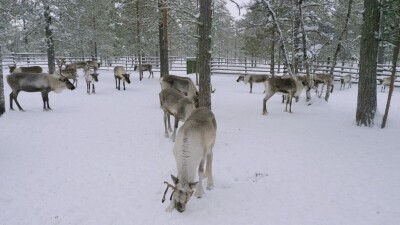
left=206, top=186, right=214, bottom=190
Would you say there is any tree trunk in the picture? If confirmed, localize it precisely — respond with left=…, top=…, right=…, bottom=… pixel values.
left=377, top=4, right=386, bottom=64
left=158, top=0, right=169, bottom=78
left=293, top=3, right=302, bottom=75
left=198, top=0, right=213, bottom=109
left=0, top=46, right=5, bottom=116
left=136, top=0, right=143, bottom=80
left=325, top=0, right=353, bottom=101
left=381, top=40, right=400, bottom=128
left=298, top=0, right=311, bottom=101
left=270, top=26, right=275, bottom=77
left=356, top=0, right=380, bottom=127
left=261, top=0, right=293, bottom=77
left=44, top=5, right=55, bottom=74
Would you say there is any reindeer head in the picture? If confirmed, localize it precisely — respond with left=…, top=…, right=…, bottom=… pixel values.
left=162, top=175, right=198, bottom=213
left=59, top=76, right=75, bottom=90
left=8, top=64, right=17, bottom=73
left=123, top=73, right=131, bottom=84
left=236, top=75, right=244, bottom=82
left=91, top=73, right=99, bottom=82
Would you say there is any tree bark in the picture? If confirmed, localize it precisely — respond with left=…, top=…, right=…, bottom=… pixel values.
left=261, top=0, right=293, bottom=77
left=44, top=5, right=55, bottom=74
left=158, top=0, right=169, bottom=78
left=0, top=46, right=5, bottom=116
left=198, top=0, right=213, bottom=109
left=293, top=2, right=302, bottom=75
left=381, top=40, right=399, bottom=128
left=356, top=0, right=380, bottom=127
left=136, top=0, right=143, bottom=80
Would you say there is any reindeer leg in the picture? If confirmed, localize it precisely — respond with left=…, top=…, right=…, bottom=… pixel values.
left=46, top=91, right=51, bottom=110
left=42, top=91, right=50, bottom=111
left=205, top=150, right=214, bottom=190
left=263, top=92, right=274, bottom=115
left=9, top=92, right=14, bottom=110
left=92, top=84, right=95, bottom=94
left=10, top=91, right=23, bottom=111
left=167, top=115, right=172, bottom=132
left=285, top=95, right=289, bottom=112
left=115, top=77, right=118, bottom=89
left=250, top=82, right=253, bottom=93
left=288, top=94, right=293, bottom=113
left=123, top=81, right=126, bottom=90
left=163, top=112, right=169, bottom=138
left=172, top=117, right=179, bottom=142
left=194, top=159, right=205, bottom=198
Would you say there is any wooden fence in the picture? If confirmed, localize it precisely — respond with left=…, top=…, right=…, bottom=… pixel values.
left=2, top=53, right=399, bottom=84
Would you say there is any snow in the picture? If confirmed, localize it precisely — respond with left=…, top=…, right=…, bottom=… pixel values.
left=1, top=68, right=400, bottom=225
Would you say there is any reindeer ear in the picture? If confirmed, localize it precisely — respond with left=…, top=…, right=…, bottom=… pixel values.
left=189, top=182, right=198, bottom=190
left=171, top=174, right=178, bottom=185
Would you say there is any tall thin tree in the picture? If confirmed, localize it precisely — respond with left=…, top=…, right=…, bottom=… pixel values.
left=158, top=0, right=169, bottom=77
left=356, top=0, right=380, bottom=126
left=198, top=0, right=213, bottom=109
left=44, top=4, right=55, bottom=74
left=136, top=0, right=143, bottom=80
left=0, top=45, right=5, bottom=116
left=325, top=0, right=353, bottom=102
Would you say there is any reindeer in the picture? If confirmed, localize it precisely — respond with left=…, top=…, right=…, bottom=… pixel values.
left=160, top=74, right=199, bottom=99
left=9, top=64, right=43, bottom=73
left=236, top=74, right=269, bottom=93
left=83, top=65, right=99, bottom=94
left=6, top=73, right=75, bottom=111
left=56, top=58, right=79, bottom=86
left=134, top=64, right=154, bottom=78
left=312, top=73, right=334, bottom=97
left=379, top=77, right=392, bottom=92
left=340, top=74, right=352, bottom=90
left=159, top=88, right=197, bottom=141
left=162, top=107, right=217, bottom=213
left=263, top=77, right=309, bottom=114
left=65, top=61, right=88, bottom=70
left=113, top=66, right=131, bottom=90
left=86, top=60, right=101, bottom=69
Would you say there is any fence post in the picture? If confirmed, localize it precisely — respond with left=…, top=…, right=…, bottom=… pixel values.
left=245, top=57, right=247, bottom=74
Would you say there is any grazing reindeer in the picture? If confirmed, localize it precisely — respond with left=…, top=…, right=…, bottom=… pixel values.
left=86, top=60, right=101, bottom=69
left=263, top=77, right=308, bottom=114
left=9, top=64, right=43, bottom=73
left=83, top=66, right=99, bottom=94
left=312, top=74, right=334, bottom=97
left=340, top=74, right=352, bottom=90
left=236, top=74, right=269, bottom=93
left=113, top=66, right=131, bottom=90
left=379, top=77, right=391, bottom=92
left=160, top=74, right=199, bottom=99
left=159, top=88, right=197, bottom=141
left=65, top=61, right=88, bottom=70
left=56, top=58, right=79, bottom=86
left=162, top=107, right=217, bottom=213
left=134, top=64, right=154, bottom=78
left=7, top=73, right=75, bottom=111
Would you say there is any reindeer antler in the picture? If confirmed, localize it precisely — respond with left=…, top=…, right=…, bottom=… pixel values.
left=162, top=181, right=175, bottom=203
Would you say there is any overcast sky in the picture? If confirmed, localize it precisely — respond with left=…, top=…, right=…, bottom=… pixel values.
left=226, top=0, right=250, bottom=20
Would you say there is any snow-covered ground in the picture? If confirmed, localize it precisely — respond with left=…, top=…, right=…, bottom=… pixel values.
left=1, top=68, right=400, bottom=225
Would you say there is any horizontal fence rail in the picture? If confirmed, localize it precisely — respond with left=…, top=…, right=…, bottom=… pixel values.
left=2, top=53, right=399, bottom=85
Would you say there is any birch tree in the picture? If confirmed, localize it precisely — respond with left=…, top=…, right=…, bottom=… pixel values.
left=380, top=0, right=400, bottom=128
left=324, top=0, right=353, bottom=102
